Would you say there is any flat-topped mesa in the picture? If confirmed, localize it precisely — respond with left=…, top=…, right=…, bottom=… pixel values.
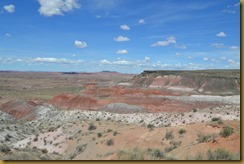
left=131, top=69, right=240, bottom=95
left=140, top=69, right=240, bottom=78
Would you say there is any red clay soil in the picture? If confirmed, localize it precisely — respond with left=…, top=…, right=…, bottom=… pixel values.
left=0, top=99, right=37, bottom=120
left=50, top=87, right=220, bottom=113
left=49, top=93, right=100, bottom=110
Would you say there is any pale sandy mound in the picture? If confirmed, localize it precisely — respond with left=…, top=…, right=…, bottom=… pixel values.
left=98, top=103, right=148, bottom=114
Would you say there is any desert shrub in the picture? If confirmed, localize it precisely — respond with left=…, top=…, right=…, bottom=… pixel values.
left=193, top=109, right=197, bottom=112
left=41, top=149, right=48, bottom=154
left=97, top=132, right=102, bottom=138
left=88, top=123, right=96, bottom=131
left=211, top=117, right=221, bottom=122
left=170, top=140, right=182, bottom=147
left=219, top=126, right=234, bottom=138
left=0, top=144, right=11, bottom=153
left=106, top=139, right=114, bottom=146
left=147, top=124, right=154, bottom=130
left=33, top=137, right=38, bottom=142
left=117, top=148, right=144, bottom=160
left=164, top=145, right=177, bottom=153
left=165, top=130, right=174, bottom=140
left=76, top=144, right=86, bottom=153
left=197, top=133, right=216, bottom=143
left=147, top=148, right=165, bottom=159
left=113, top=131, right=119, bottom=136
left=96, top=118, right=100, bottom=121
left=107, top=129, right=113, bottom=132
left=178, top=128, right=186, bottom=134
left=207, top=148, right=239, bottom=160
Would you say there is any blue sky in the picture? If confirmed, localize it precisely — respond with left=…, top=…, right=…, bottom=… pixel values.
left=0, top=0, right=240, bottom=73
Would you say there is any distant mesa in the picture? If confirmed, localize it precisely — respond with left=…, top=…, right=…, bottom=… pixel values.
left=131, top=69, right=240, bottom=95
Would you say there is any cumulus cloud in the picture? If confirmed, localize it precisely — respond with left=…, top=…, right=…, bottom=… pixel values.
left=37, top=0, right=80, bottom=17
left=227, top=59, right=239, bottom=66
left=220, top=57, right=226, bottom=60
left=151, top=36, right=176, bottom=47
left=117, top=49, right=128, bottom=54
left=138, top=19, right=145, bottom=24
left=229, top=46, right=239, bottom=50
left=216, top=32, right=226, bottom=37
left=4, top=4, right=15, bottom=13
left=211, top=43, right=225, bottom=48
left=5, top=33, right=11, bottom=37
left=114, top=36, right=130, bottom=42
left=100, top=59, right=111, bottom=64
left=143, top=56, right=151, bottom=62
left=32, top=57, right=73, bottom=64
left=120, top=24, right=130, bottom=30
left=176, top=53, right=181, bottom=56
left=74, top=40, right=87, bottom=48
left=222, top=10, right=236, bottom=14
left=175, top=45, right=187, bottom=49
left=203, top=57, right=208, bottom=61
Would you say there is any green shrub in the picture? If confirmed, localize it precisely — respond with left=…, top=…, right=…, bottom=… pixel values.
left=197, top=133, right=216, bottom=143
left=97, top=132, right=102, bottom=138
left=147, top=148, right=164, bottom=159
left=0, top=144, right=11, bottom=154
left=113, top=131, right=119, bottom=136
left=117, top=148, right=144, bottom=160
left=178, top=128, right=186, bottom=134
left=41, top=149, right=48, bottom=154
left=147, top=124, right=154, bottom=130
left=219, top=126, right=234, bottom=138
left=88, top=123, right=96, bottom=131
left=211, top=117, right=221, bottom=122
left=165, top=130, right=174, bottom=140
left=164, top=145, right=177, bottom=153
left=106, top=139, right=114, bottom=146
left=107, top=129, right=113, bottom=132
left=207, top=148, right=239, bottom=160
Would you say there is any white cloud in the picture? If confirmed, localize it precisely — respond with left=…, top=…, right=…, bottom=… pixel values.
left=151, top=36, right=176, bottom=47
left=114, top=36, right=130, bottom=42
left=37, top=0, right=80, bottom=17
left=211, top=43, right=225, bottom=48
left=138, top=19, right=145, bottom=24
left=222, top=9, right=236, bottom=14
left=210, top=58, right=217, bottom=62
left=100, top=59, right=111, bottom=64
left=74, top=40, right=87, bottom=48
left=216, top=32, right=226, bottom=37
left=32, top=57, right=73, bottom=64
left=220, top=57, right=226, bottom=60
left=203, top=57, right=208, bottom=61
left=143, top=56, right=151, bottom=63
left=175, top=45, right=187, bottom=49
left=187, top=56, right=193, bottom=59
left=176, top=53, right=181, bottom=56
left=4, top=4, right=15, bottom=13
left=5, top=33, right=11, bottom=37
left=120, top=24, right=130, bottom=30
left=117, top=49, right=128, bottom=54
left=229, top=46, right=239, bottom=50
left=227, top=59, right=234, bottom=64
left=233, top=3, right=240, bottom=7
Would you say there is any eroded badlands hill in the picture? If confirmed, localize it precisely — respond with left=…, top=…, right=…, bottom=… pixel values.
left=0, top=70, right=241, bottom=160
left=131, top=70, right=240, bottom=95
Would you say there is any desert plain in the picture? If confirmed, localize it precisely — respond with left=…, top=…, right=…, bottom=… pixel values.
left=0, top=69, right=240, bottom=160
